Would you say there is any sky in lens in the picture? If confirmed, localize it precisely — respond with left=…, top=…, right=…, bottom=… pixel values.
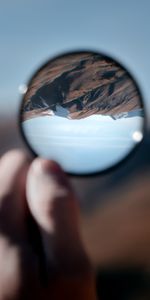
left=22, top=114, right=144, bottom=174
left=0, top=0, right=150, bottom=123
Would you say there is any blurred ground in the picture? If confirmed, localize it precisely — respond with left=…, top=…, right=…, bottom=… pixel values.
left=0, top=113, right=150, bottom=299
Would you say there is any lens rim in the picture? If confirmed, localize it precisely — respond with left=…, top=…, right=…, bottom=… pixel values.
left=18, top=49, right=146, bottom=177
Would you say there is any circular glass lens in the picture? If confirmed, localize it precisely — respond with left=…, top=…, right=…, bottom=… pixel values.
left=20, top=51, right=145, bottom=175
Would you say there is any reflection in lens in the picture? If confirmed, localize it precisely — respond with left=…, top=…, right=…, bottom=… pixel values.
left=132, top=131, right=143, bottom=142
left=20, top=51, right=144, bottom=175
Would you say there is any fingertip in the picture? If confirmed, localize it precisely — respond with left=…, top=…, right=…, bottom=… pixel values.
left=0, top=149, right=31, bottom=172
left=26, top=158, right=83, bottom=266
left=0, top=149, right=31, bottom=193
left=0, top=150, right=32, bottom=240
left=26, top=158, right=72, bottom=230
left=29, top=158, right=66, bottom=180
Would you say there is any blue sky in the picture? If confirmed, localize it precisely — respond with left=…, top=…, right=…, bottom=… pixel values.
left=0, top=0, right=150, bottom=124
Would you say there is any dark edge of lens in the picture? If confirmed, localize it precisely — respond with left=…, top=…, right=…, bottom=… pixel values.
left=18, top=48, right=147, bottom=178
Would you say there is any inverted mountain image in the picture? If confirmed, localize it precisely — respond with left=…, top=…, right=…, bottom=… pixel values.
left=21, top=52, right=143, bottom=121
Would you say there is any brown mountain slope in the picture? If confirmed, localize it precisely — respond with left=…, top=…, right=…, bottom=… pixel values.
left=21, top=52, right=143, bottom=120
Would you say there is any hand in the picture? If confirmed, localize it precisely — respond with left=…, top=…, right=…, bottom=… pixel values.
left=0, top=150, right=97, bottom=300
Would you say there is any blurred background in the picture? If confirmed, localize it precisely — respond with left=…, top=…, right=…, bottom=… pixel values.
left=0, top=0, right=150, bottom=299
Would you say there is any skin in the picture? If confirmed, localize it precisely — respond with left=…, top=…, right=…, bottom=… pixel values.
left=0, top=150, right=97, bottom=300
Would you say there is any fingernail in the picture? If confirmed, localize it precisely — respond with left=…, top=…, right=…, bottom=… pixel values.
left=32, top=159, right=63, bottom=176
left=40, top=160, right=63, bottom=174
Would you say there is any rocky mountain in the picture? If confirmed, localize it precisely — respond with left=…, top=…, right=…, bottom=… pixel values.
left=21, top=52, right=143, bottom=121
left=111, top=108, right=144, bottom=120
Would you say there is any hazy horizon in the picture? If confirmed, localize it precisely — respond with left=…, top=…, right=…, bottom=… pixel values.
left=22, top=113, right=144, bottom=174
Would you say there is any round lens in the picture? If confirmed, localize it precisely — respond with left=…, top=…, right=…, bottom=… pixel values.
left=20, top=51, right=145, bottom=175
